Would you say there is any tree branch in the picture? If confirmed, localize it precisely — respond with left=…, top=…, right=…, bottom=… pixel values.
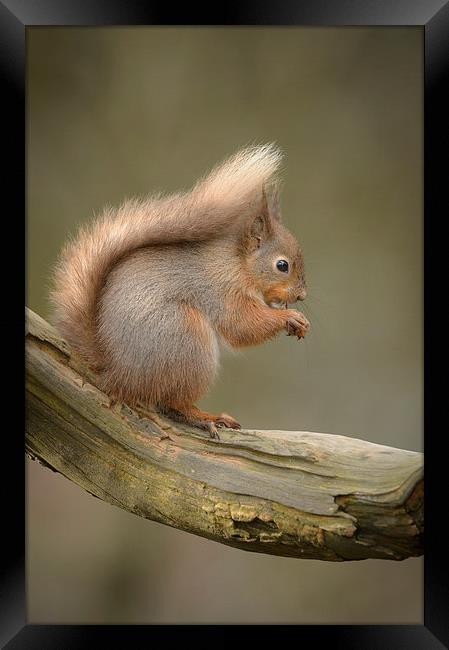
left=25, top=307, right=423, bottom=561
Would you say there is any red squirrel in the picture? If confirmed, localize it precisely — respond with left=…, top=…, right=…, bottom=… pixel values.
left=51, top=144, right=310, bottom=437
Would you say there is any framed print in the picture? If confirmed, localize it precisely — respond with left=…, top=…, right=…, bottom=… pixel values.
left=2, top=0, right=448, bottom=647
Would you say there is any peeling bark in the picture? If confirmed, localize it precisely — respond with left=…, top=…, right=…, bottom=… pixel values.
left=25, top=308, right=423, bottom=561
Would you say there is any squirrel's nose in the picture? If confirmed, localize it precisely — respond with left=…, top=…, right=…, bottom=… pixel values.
left=296, top=288, right=307, bottom=301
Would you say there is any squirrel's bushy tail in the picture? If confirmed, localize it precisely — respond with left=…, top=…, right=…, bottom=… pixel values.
left=50, top=143, right=282, bottom=364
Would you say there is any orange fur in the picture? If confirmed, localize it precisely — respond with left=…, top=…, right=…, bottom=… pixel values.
left=218, top=294, right=307, bottom=347
left=260, top=282, right=292, bottom=310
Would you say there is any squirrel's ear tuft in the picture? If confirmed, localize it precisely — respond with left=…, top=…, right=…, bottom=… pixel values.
left=270, top=183, right=282, bottom=222
left=244, top=186, right=274, bottom=252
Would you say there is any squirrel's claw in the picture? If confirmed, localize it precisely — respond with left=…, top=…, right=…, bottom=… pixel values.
left=206, top=421, right=220, bottom=440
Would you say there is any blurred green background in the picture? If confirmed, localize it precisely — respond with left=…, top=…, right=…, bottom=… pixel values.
left=26, top=26, right=423, bottom=624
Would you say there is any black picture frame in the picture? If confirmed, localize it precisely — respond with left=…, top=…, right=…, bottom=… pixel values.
left=3, top=0, right=448, bottom=647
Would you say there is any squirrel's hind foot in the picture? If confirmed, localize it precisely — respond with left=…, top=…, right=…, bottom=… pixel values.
left=160, top=404, right=241, bottom=440
left=214, top=413, right=241, bottom=430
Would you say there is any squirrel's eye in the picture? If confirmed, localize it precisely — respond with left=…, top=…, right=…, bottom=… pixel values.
left=276, top=259, right=289, bottom=273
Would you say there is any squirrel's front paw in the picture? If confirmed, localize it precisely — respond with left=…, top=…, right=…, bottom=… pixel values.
left=286, top=311, right=310, bottom=339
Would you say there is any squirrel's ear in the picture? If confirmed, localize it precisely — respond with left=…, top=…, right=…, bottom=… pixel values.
left=270, top=183, right=282, bottom=222
left=244, top=186, right=274, bottom=252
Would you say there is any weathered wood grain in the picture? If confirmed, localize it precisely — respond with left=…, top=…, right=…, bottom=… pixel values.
left=25, top=307, right=423, bottom=561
